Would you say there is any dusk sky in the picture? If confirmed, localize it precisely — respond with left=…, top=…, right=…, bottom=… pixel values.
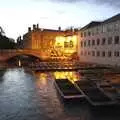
left=0, top=0, right=120, bottom=39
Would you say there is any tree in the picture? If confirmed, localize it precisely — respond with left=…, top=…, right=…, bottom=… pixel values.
left=0, top=26, right=5, bottom=36
left=0, top=26, right=16, bottom=49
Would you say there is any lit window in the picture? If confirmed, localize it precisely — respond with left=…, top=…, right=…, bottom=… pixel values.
left=70, top=40, right=73, bottom=48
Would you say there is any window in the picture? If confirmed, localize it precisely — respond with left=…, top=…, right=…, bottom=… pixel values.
left=96, top=27, right=99, bottom=34
left=97, top=39, right=100, bottom=45
left=81, top=41, right=83, bottom=47
left=108, top=51, right=112, bottom=57
left=70, top=40, right=73, bottom=47
left=102, top=25, right=106, bottom=33
left=114, top=51, right=119, bottom=57
left=92, top=51, right=95, bottom=56
left=64, top=42, right=69, bottom=48
left=81, top=33, right=83, bottom=37
left=114, top=23, right=119, bottom=31
left=88, top=40, right=90, bottom=46
left=114, top=36, right=119, bottom=44
left=88, top=51, right=90, bottom=55
left=116, top=51, right=119, bottom=57
left=108, top=37, right=112, bottom=44
left=88, top=31, right=91, bottom=36
left=92, top=32, right=94, bottom=36
left=102, top=51, right=105, bottom=57
left=97, top=51, right=100, bottom=57
left=107, top=25, right=112, bottom=32
left=84, top=32, right=86, bottom=37
left=84, top=41, right=86, bottom=47
left=92, top=40, right=95, bottom=46
left=85, top=51, right=87, bottom=56
left=81, top=51, right=83, bottom=55
left=102, top=38, right=106, bottom=45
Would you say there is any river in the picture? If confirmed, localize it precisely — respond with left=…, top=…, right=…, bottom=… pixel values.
left=0, top=68, right=120, bottom=120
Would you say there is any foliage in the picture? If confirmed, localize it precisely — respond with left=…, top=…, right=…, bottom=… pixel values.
left=0, top=27, right=16, bottom=49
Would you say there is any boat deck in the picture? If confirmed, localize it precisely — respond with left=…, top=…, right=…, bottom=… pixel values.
left=75, top=80, right=117, bottom=106
left=54, top=79, right=85, bottom=99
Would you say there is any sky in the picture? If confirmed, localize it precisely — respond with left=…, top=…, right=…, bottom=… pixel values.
left=0, top=0, right=120, bottom=40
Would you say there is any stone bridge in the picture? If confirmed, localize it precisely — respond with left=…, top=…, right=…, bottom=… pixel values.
left=0, top=49, right=49, bottom=61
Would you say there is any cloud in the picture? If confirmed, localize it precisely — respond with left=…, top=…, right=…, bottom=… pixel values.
left=49, top=0, right=120, bottom=8
left=50, top=0, right=79, bottom=3
left=95, top=0, right=120, bottom=7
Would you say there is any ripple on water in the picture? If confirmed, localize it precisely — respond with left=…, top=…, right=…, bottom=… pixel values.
left=0, top=68, right=120, bottom=120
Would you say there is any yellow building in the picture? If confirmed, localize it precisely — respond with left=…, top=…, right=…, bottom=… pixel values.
left=55, top=35, right=78, bottom=56
left=23, top=24, right=78, bottom=59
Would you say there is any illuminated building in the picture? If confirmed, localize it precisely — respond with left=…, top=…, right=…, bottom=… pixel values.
left=78, top=13, right=120, bottom=66
left=23, top=25, right=78, bottom=59
left=55, top=35, right=78, bottom=56
left=23, top=25, right=64, bottom=50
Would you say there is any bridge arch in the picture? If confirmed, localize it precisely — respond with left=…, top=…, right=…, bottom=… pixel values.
left=0, top=49, right=49, bottom=61
left=6, top=53, right=43, bottom=61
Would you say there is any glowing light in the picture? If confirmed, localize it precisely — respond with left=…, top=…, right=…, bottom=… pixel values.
left=55, top=35, right=78, bottom=57
left=18, top=60, right=21, bottom=67
left=54, top=71, right=79, bottom=82
left=35, top=73, right=47, bottom=87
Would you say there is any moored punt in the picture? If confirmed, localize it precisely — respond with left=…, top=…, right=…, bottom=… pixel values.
left=75, top=80, right=117, bottom=107
left=96, top=80, right=118, bottom=98
left=54, top=79, right=85, bottom=101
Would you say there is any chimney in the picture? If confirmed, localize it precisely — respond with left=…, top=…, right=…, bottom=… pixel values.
left=58, top=26, right=61, bottom=31
left=19, top=36, right=21, bottom=40
left=28, top=27, right=31, bottom=32
left=37, top=24, right=39, bottom=29
left=33, top=24, right=36, bottom=30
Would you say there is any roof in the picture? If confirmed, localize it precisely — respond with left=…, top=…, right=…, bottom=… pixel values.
left=80, top=21, right=101, bottom=30
left=80, top=13, right=120, bottom=31
left=103, top=13, right=120, bottom=24
left=40, top=28, right=64, bottom=32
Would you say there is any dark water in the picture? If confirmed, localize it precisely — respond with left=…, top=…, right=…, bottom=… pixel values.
left=0, top=68, right=120, bottom=120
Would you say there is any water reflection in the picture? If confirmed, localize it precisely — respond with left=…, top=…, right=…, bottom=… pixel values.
left=0, top=68, right=120, bottom=120
left=54, top=71, right=79, bottom=82
left=35, top=73, right=48, bottom=87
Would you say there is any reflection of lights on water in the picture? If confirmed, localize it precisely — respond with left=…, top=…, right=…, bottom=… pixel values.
left=40, top=73, right=47, bottom=81
left=36, top=73, right=47, bottom=86
left=54, top=71, right=79, bottom=82
left=18, top=60, right=21, bottom=67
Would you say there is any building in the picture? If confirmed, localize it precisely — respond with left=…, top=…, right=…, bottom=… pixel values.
left=16, top=36, right=23, bottom=49
left=23, top=24, right=78, bottom=59
left=78, top=13, right=120, bottom=66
